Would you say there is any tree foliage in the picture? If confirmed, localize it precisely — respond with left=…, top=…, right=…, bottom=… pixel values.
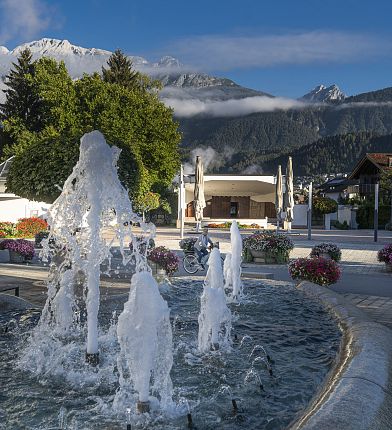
left=4, top=52, right=181, bottom=204
left=313, top=196, right=338, bottom=215
left=102, top=49, right=139, bottom=89
left=0, top=48, right=42, bottom=131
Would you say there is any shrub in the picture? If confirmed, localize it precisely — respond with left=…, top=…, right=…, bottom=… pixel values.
left=16, top=217, right=48, bottom=238
left=0, top=221, right=16, bottom=237
left=331, top=220, right=349, bottom=230
left=377, top=244, right=392, bottom=264
left=313, top=196, right=338, bottom=215
left=148, top=246, right=179, bottom=276
left=288, top=257, right=341, bottom=286
left=0, top=239, right=35, bottom=259
left=356, top=203, right=390, bottom=229
left=310, top=243, right=342, bottom=262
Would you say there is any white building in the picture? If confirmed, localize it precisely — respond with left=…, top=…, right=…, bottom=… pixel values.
left=178, top=174, right=277, bottom=228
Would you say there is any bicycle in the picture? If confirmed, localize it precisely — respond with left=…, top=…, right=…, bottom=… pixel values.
left=182, top=242, right=224, bottom=274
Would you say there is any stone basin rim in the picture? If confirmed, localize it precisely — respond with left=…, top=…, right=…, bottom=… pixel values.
left=290, top=281, right=392, bottom=430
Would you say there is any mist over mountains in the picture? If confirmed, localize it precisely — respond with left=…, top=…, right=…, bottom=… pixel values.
left=1, top=38, right=392, bottom=175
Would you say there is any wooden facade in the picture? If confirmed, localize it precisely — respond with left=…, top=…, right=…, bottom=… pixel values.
left=186, top=196, right=275, bottom=219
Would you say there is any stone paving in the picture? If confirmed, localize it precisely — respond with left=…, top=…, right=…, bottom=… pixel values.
left=342, top=294, right=392, bottom=329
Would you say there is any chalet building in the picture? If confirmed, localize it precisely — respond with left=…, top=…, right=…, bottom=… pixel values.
left=348, top=153, right=392, bottom=196
left=318, top=176, right=358, bottom=202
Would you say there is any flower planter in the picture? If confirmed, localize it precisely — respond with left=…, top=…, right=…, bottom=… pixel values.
left=0, top=249, right=10, bottom=263
left=319, top=252, right=332, bottom=260
left=249, top=249, right=289, bottom=264
left=9, top=250, right=26, bottom=264
left=386, top=263, right=392, bottom=273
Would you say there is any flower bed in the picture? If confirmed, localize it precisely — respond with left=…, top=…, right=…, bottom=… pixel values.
left=0, top=218, right=48, bottom=238
left=378, top=244, right=392, bottom=271
left=148, top=246, right=179, bottom=276
left=207, top=222, right=261, bottom=229
left=243, top=231, right=294, bottom=263
left=288, top=257, right=341, bottom=286
left=0, top=239, right=35, bottom=260
left=0, top=221, right=17, bottom=237
left=16, top=217, right=48, bottom=237
left=310, top=243, right=342, bottom=262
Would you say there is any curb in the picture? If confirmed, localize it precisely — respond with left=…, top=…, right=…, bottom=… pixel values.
left=290, top=282, right=392, bottom=430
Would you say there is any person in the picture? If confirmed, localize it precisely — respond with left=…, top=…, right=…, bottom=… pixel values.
left=194, top=227, right=213, bottom=268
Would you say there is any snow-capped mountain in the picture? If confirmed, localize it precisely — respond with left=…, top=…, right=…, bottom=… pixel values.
left=300, top=84, right=346, bottom=103
left=0, top=38, right=267, bottom=102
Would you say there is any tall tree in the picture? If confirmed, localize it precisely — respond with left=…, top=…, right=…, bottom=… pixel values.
left=102, top=49, right=140, bottom=90
left=6, top=59, right=181, bottom=204
left=0, top=48, right=42, bottom=132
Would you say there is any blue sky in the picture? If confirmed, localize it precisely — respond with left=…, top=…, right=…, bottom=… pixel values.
left=1, top=0, right=392, bottom=98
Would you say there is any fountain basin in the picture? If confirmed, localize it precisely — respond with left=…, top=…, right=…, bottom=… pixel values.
left=0, top=279, right=341, bottom=429
left=290, top=282, right=392, bottom=430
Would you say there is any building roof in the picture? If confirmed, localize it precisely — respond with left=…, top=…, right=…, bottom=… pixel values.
left=349, top=153, right=392, bottom=179
left=318, top=177, right=357, bottom=193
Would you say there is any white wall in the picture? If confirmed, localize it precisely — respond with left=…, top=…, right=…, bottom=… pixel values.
left=293, top=204, right=308, bottom=228
left=337, top=205, right=352, bottom=225
left=0, top=197, right=50, bottom=222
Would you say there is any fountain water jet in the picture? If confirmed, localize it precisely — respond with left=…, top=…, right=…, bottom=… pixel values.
left=30, top=130, right=154, bottom=366
left=230, top=221, right=243, bottom=300
left=223, top=252, right=232, bottom=289
left=116, top=271, right=173, bottom=413
left=198, top=248, right=231, bottom=352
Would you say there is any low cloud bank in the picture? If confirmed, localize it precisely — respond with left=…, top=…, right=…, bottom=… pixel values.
left=183, top=146, right=235, bottom=174
left=163, top=95, right=305, bottom=118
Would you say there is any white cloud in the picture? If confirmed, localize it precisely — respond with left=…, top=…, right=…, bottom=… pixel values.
left=183, top=146, right=235, bottom=174
left=168, top=31, right=390, bottom=71
left=0, top=0, right=55, bottom=45
left=162, top=95, right=306, bottom=118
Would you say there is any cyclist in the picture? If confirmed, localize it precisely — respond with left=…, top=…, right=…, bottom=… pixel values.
left=194, top=227, right=214, bottom=269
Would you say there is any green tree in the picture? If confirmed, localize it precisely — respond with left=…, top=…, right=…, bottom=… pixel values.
left=6, top=58, right=181, bottom=204
left=102, top=49, right=140, bottom=90
left=0, top=48, right=43, bottom=155
left=0, top=48, right=42, bottom=129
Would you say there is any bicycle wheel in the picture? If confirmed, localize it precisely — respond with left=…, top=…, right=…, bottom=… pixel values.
left=183, top=254, right=199, bottom=274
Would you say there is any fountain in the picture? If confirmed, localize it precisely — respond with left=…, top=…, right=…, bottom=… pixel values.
left=0, top=131, right=342, bottom=429
left=116, top=271, right=173, bottom=413
left=230, top=220, right=243, bottom=300
left=36, top=130, right=154, bottom=365
left=223, top=251, right=232, bottom=289
left=198, top=248, right=232, bottom=352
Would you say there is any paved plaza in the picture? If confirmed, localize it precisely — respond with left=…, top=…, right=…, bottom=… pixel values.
left=1, top=227, right=391, bottom=326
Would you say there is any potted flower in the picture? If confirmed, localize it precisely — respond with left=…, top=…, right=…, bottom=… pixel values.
left=377, top=244, right=392, bottom=273
left=179, top=237, right=197, bottom=253
left=148, top=246, right=179, bottom=277
left=243, top=231, right=294, bottom=264
left=288, top=257, right=341, bottom=286
left=310, top=243, right=342, bottom=262
left=0, top=239, right=10, bottom=263
left=0, top=239, right=35, bottom=263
